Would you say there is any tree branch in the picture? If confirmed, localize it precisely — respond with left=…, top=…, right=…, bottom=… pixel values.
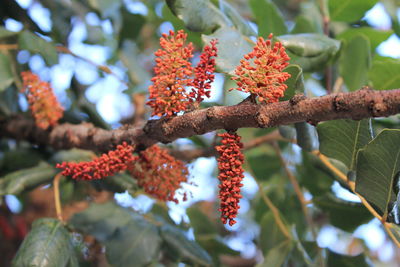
left=2, top=87, right=400, bottom=152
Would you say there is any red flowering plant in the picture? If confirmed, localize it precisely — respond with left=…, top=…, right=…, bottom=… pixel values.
left=231, top=34, right=291, bottom=103
left=147, top=30, right=218, bottom=117
left=21, top=71, right=64, bottom=129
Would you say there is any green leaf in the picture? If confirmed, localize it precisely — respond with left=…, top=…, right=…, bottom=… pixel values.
left=258, top=240, right=293, bottom=267
left=0, top=148, right=43, bottom=175
left=0, top=162, right=57, bottom=196
left=166, top=0, right=231, bottom=32
left=327, top=250, right=369, bottom=267
left=12, top=218, right=77, bottom=267
left=388, top=224, right=400, bottom=245
left=202, top=27, right=253, bottom=74
left=314, top=193, right=372, bottom=232
left=337, top=27, right=392, bottom=52
left=339, top=34, right=371, bottom=91
left=291, top=15, right=318, bottom=34
left=219, top=0, right=256, bottom=36
left=259, top=212, right=290, bottom=254
left=95, top=173, right=138, bottom=195
left=282, top=64, right=304, bottom=101
left=18, top=30, right=58, bottom=65
left=160, top=224, right=212, bottom=266
left=298, top=152, right=333, bottom=197
left=329, top=0, right=378, bottom=22
left=249, top=0, right=287, bottom=36
left=118, top=8, right=146, bottom=45
left=369, top=57, right=400, bottom=90
left=356, top=129, right=400, bottom=216
left=295, top=122, right=319, bottom=152
left=0, top=26, right=18, bottom=38
left=187, top=206, right=218, bottom=236
left=317, top=119, right=373, bottom=170
left=277, top=33, right=340, bottom=72
left=0, top=52, right=14, bottom=92
left=49, top=149, right=94, bottom=165
left=247, top=151, right=281, bottom=181
left=69, top=202, right=162, bottom=266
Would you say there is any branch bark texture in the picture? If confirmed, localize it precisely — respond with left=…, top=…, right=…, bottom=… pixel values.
left=2, top=87, right=400, bottom=152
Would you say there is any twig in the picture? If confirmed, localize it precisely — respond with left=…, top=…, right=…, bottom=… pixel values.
left=246, top=161, right=291, bottom=239
left=271, top=142, right=318, bottom=240
left=53, top=173, right=64, bottom=222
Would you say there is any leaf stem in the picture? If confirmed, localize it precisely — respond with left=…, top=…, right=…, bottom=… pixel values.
left=53, top=173, right=64, bottom=222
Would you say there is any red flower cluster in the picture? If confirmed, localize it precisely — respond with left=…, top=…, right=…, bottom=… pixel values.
left=231, top=34, right=291, bottom=103
left=128, top=145, right=189, bottom=203
left=189, top=39, right=218, bottom=102
left=216, top=132, right=245, bottom=226
left=56, top=142, right=137, bottom=180
left=21, top=71, right=64, bottom=129
left=147, top=30, right=217, bottom=117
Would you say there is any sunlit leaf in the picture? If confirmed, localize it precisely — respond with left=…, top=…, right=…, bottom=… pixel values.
left=318, top=119, right=373, bottom=170
left=329, top=0, right=378, bottom=22
left=12, top=218, right=78, bottom=267
left=369, top=57, right=400, bottom=90
left=249, top=0, right=287, bottom=37
left=337, top=27, right=392, bottom=51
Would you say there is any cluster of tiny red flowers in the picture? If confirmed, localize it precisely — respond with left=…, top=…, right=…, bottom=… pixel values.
left=128, top=145, right=189, bottom=203
left=216, top=132, right=245, bottom=226
left=56, top=142, right=137, bottom=180
left=231, top=34, right=291, bottom=103
left=189, top=39, right=218, bottom=102
left=147, top=30, right=217, bottom=117
left=21, top=71, right=64, bottom=129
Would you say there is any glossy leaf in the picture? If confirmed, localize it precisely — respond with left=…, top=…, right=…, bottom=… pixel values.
left=340, top=34, right=371, bottom=91
left=369, top=57, right=400, bottom=90
left=202, top=27, right=253, bottom=74
left=327, top=250, right=368, bottom=267
left=314, top=193, right=372, bottom=232
left=277, top=33, right=340, bottom=72
left=282, top=64, right=304, bottom=101
left=337, top=27, right=392, bottom=51
left=69, top=202, right=161, bottom=266
left=166, top=0, right=231, bottom=32
left=0, top=52, right=14, bottom=92
left=12, top=218, right=77, bottom=267
left=329, top=0, right=378, bottom=22
left=356, top=129, right=400, bottom=216
left=318, top=119, right=373, bottom=170
left=249, top=0, right=287, bottom=37
left=219, top=0, right=256, bottom=36
left=18, top=30, right=58, bottom=65
left=160, top=224, right=212, bottom=266
left=0, top=162, right=57, bottom=196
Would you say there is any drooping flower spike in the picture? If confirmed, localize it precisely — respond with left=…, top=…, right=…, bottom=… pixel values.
left=57, top=142, right=137, bottom=180
left=216, top=131, right=245, bottom=226
left=231, top=33, right=291, bottom=103
left=21, top=71, right=64, bottom=129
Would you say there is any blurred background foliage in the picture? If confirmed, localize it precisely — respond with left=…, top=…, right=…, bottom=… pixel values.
left=1, top=0, right=400, bottom=266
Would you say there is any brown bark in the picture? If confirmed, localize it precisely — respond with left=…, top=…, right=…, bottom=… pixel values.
left=1, top=87, right=399, bottom=152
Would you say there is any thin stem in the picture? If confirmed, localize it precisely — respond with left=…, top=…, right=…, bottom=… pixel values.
left=246, top=161, right=291, bottom=239
left=53, top=173, right=64, bottom=222
left=272, top=142, right=318, bottom=240
left=312, top=150, right=400, bottom=248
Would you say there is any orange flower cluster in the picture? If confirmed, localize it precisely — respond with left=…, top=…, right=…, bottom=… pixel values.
left=21, top=71, right=64, bottom=129
left=231, top=34, right=291, bottom=103
left=56, top=142, right=137, bottom=180
left=147, top=30, right=217, bottom=117
left=216, top=132, right=245, bottom=226
left=128, top=145, right=189, bottom=203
